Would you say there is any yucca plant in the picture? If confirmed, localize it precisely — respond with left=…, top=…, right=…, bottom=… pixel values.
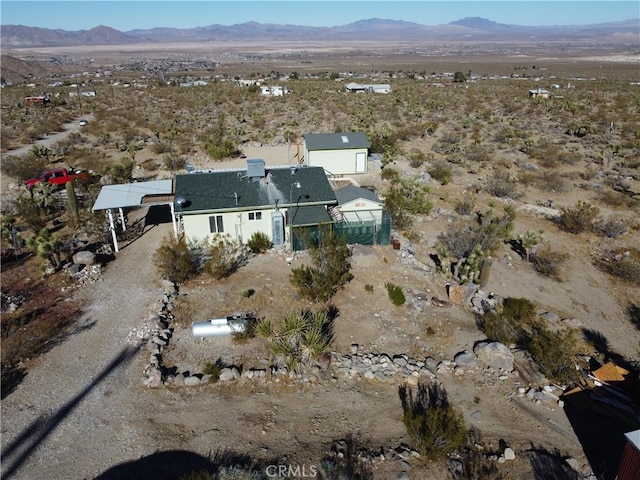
left=255, top=317, right=275, bottom=342
left=279, top=311, right=307, bottom=344
left=300, top=326, right=331, bottom=363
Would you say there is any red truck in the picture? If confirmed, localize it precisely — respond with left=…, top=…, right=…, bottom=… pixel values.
left=25, top=168, right=90, bottom=189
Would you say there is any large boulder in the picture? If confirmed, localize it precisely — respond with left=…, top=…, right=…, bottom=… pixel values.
left=72, top=250, right=95, bottom=266
left=473, top=341, right=514, bottom=372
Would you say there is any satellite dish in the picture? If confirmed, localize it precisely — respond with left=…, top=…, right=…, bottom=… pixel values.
left=175, top=196, right=187, bottom=207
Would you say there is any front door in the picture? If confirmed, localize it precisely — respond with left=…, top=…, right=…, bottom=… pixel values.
left=356, top=152, right=366, bottom=173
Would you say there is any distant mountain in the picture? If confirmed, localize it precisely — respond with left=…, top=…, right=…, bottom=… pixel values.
left=0, top=54, right=67, bottom=83
left=1, top=17, right=638, bottom=46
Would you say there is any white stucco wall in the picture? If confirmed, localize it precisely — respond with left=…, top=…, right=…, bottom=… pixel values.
left=182, top=208, right=285, bottom=244
left=305, top=148, right=368, bottom=175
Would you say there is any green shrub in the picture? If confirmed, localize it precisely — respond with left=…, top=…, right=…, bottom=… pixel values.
left=555, top=201, right=600, bottom=234
left=247, top=231, right=272, bottom=253
left=454, top=194, right=476, bottom=216
left=408, top=150, right=429, bottom=168
left=290, top=227, right=352, bottom=303
left=399, top=382, right=466, bottom=460
left=478, top=297, right=536, bottom=346
left=593, top=247, right=640, bottom=284
left=530, top=245, right=569, bottom=280
left=385, top=282, right=406, bottom=306
left=595, top=215, right=630, bottom=238
left=153, top=235, right=197, bottom=284
left=202, top=362, right=221, bottom=382
left=364, top=284, right=374, bottom=293
left=240, top=288, right=255, bottom=298
left=526, top=321, right=578, bottom=385
left=428, top=160, right=453, bottom=185
left=204, top=235, right=249, bottom=280
left=485, top=170, right=520, bottom=199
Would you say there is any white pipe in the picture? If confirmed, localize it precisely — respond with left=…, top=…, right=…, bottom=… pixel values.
left=118, top=207, right=126, bottom=232
left=170, top=202, right=178, bottom=239
left=107, top=209, right=119, bottom=253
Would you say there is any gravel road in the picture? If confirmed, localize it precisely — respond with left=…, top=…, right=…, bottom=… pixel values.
left=1, top=220, right=172, bottom=480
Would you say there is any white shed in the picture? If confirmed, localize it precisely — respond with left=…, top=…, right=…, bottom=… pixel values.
left=303, top=132, right=371, bottom=175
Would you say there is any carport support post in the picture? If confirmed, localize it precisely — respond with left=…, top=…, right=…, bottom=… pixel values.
left=170, top=202, right=178, bottom=239
left=107, top=209, right=119, bottom=253
left=119, top=207, right=126, bottom=232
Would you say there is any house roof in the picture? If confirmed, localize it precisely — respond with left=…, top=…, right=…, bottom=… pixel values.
left=290, top=205, right=333, bottom=226
left=334, top=185, right=382, bottom=205
left=92, top=179, right=173, bottom=211
left=174, top=165, right=336, bottom=213
left=303, top=132, right=370, bottom=151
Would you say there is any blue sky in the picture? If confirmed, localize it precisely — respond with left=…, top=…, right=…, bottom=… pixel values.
left=1, top=1, right=638, bottom=30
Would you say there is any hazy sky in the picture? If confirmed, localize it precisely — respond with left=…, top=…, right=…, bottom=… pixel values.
left=1, top=1, right=638, bottom=30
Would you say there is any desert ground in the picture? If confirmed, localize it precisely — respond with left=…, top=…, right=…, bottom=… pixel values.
left=1, top=41, right=639, bottom=480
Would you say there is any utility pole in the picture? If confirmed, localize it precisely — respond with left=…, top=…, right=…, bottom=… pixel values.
left=76, top=83, right=84, bottom=116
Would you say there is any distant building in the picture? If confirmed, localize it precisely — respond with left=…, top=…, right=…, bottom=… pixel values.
left=345, top=82, right=392, bottom=94
left=260, top=85, right=290, bottom=96
left=529, top=87, right=550, bottom=99
left=24, top=96, right=49, bottom=107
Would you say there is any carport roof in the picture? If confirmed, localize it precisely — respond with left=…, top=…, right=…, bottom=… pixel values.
left=92, top=179, right=173, bottom=211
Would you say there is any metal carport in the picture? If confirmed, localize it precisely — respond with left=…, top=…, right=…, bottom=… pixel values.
left=91, top=179, right=176, bottom=252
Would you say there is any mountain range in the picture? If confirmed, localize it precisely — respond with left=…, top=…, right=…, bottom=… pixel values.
left=1, top=17, right=638, bottom=47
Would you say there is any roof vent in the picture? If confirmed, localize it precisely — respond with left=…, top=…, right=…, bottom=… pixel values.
left=246, top=159, right=266, bottom=181
left=341, top=135, right=349, bottom=143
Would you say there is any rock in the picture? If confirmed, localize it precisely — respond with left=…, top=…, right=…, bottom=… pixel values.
left=393, top=355, right=408, bottom=366
left=397, top=473, right=410, bottom=480
left=219, top=368, right=236, bottom=382
left=448, top=282, right=466, bottom=305
left=471, top=410, right=482, bottom=420
left=526, top=388, right=536, bottom=400
left=350, top=343, right=359, bottom=355
left=454, top=352, right=477, bottom=368
left=144, top=372, right=163, bottom=388
left=173, top=373, right=185, bottom=386
left=201, top=374, right=213, bottom=384
left=69, top=263, right=85, bottom=275
left=72, top=250, right=95, bottom=265
left=184, top=375, right=201, bottom=387
left=431, top=296, right=452, bottom=308
left=406, top=375, right=419, bottom=386
left=473, top=342, right=514, bottom=372
left=316, top=352, right=331, bottom=370
left=503, top=448, right=516, bottom=461
left=231, top=367, right=241, bottom=379
left=539, top=311, right=560, bottom=323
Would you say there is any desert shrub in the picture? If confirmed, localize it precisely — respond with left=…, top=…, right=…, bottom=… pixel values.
left=478, top=297, right=536, bottom=346
left=452, top=429, right=500, bottom=480
left=408, top=150, right=430, bottom=168
left=201, top=362, right=221, bottom=382
left=465, top=144, right=493, bottom=165
left=484, top=170, right=520, bottom=199
left=261, top=310, right=334, bottom=371
left=595, top=215, right=630, bottom=238
left=530, top=245, right=569, bottom=280
left=536, top=170, right=567, bottom=193
left=454, top=193, right=476, bottom=216
left=555, top=201, right=599, bottom=234
left=380, top=166, right=400, bottom=182
left=428, top=160, right=453, bottom=185
left=438, top=206, right=515, bottom=259
left=153, top=235, right=197, bottom=284
left=204, top=235, right=249, bottom=280
left=364, top=284, right=374, bottom=293
left=0, top=154, right=49, bottom=183
left=141, top=159, right=159, bottom=171
left=384, top=176, right=432, bottom=229
left=150, top=142, right=171, bottom=154
left=593, top=247, right=640, bottom=284
left=105, top=159, right=135, bottom=183
left=398, top=381, right=466, bottom=460
left=289, top=227, right=352, bottom=303
left=240, top=288, right=255, bottom=298
left=163, top=155, right=187, bottom=171
left=384, top=282, right=406, bottom=306
left=526, top=320, right=578, bottom=385
left=247, top=231, right=272, bottom=253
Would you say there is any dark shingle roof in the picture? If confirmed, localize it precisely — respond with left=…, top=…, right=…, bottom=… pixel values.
left=303, top=132, right=370, bottom=151
left=334, top=185, right=382, bottom=205
left=290, top=205, right=333, bottom=226
left=174, top=165, right=336, bottom=213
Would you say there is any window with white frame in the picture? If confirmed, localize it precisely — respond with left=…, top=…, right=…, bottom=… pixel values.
left=209, top=215, right=224, bottom=233
left=248, top=211, right=262, bottom=221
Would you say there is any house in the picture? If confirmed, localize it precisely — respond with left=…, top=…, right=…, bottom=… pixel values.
left=345, top=82, right=392, bottom=94
left=302, top=132, right=371, bottom=175
left=528, top=87, right=550, bottom=98
left=260, top=85, right=290, bottom=96
left=24, top=96, right=49, bottom=107
left=173, top=160, right=337, bottom=249
left=617, top=429, right=640, bottom=480
left=330, top=185, right=391, bottom=246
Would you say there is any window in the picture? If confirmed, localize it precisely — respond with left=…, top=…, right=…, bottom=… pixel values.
left=248, top=211, right=262, bottom=221
left=209, top=215, right=224, bottom=233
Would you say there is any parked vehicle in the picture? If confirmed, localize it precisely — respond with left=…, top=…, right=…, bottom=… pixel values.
left=25, top=168, right=90, bottom=189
